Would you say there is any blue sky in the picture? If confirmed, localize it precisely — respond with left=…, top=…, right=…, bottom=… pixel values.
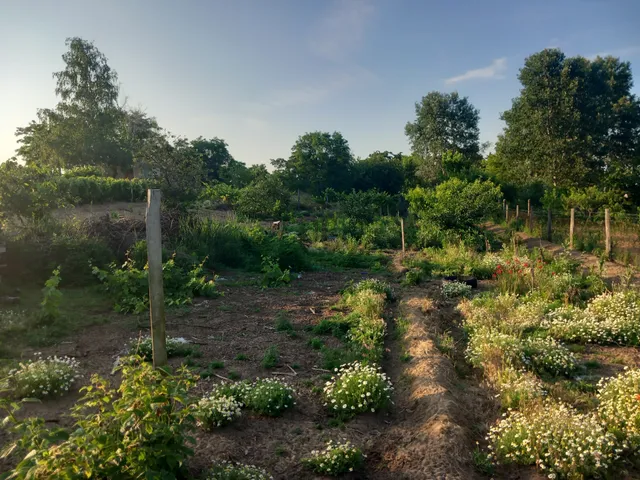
left=1, top=0, right=639, bottom=166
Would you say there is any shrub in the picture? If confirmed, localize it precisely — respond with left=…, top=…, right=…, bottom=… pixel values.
left=261, top=346, right=280, bottom=369
left=243, top=378, right=296, bottom=416
left=235, top=176, right=290, bottom=219
left=193, top=393, right=243, bottom=429
left=487, top=401, right=617, bottom=478
left=39, top=266, right=62, bottom=322
left=597, top=368, right=640, bottom=450
left=2, top=358, right=197, bottom=479
left=465, top=329, right=524, bottom=369
left=493, top=366, right=545, bottom=409
left=344, top=278, right=393, bottom=301
left=57, top=176, right=152, bottom=204
left=261, top=256, right=291, bottom=288
left=274, top=312, right=294, bottom=332
left=303, top=440, right=365, bottom=476
left=129, top=336, right=195, bottom=359
left=522, top=336, right=577, bottom=377
left=205, top=461, right=273, bottom=480
left=441, top=280, right=472, bottom=298
left=361, top=217, right=401, bottom=249
left=323, top=362, right=393, bottom=419
left=3, top=354, right=80, bottom=399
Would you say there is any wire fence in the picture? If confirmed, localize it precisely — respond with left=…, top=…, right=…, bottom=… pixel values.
left=503, top=203, right=640, bottom=268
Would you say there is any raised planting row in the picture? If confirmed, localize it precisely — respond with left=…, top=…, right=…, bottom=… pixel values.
left=452, top=245, right=640, bottom=479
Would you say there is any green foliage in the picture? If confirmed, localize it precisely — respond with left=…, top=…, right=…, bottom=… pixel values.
left=323, top=362, right=393, bottom=419
left=303, top=440, right=364, bottom=476
left=261, top=346, right=280, bottom=369
left=274, top=312, right=294, bottom=333
left=441, top=280, right=472, bottom=299
left=204, top=461, right=273, bottom=480
left=352, top=151, right=405, bottom=195
left=39, top=266, right=63, bottom=322
left=129, top=336, right=196, bottom=360
left=308, top=337, right=324, bottom=350
left=597, top=369, right=640, bottom=450
left=235, top=175, right=290, bottom=219
left=243, top=378, right=296, bottom=417
left=362, top=217, right=402, bottom=249
left=2, top=357, right=197, bottom=479
left=56, top=175, right=152, bottom=204
left=92, top=256, right=220, bottom=313
left=198, top=181, right=241, bottom=208
left=3, top=354, right=80, bottom=399
left=405, top=91, right=481, bottom=182
left=192, top=392, right=243, bottom=430
left=337, top=189, right=391, bottom=223
left=63, top=165, right=105, bottom=177
left=261, top=256, right=291, bottom=288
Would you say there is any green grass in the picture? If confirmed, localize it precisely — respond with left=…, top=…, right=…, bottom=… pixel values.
left=308, top=337, right=324, bottom=350
left=234, top=353, right=249, bottom=361
left=228, top=370, right=241, bottom=380
left=261, top=345, right=280, bottom=369
left=275, top=311, right=294, bottom=333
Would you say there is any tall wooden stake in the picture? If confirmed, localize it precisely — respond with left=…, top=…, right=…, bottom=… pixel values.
left=503, top=199, right=506, bottom=211
left=146, top=189, right=167, bottom=368
left=505, top=205, right=509, bottom=223
left=516, top=204, right=519, bottom=220
left=605, top=208, right=611, bottom=259
left=527, top=199, right=531, bottom=217
left=400, top=218, right=405, bottom=257
left=546, top=207, right=552, bottom=242
left=569, top=208, right=575, bottom=249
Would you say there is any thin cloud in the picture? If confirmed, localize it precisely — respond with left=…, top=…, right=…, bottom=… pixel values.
left=445, top=57, right=508, bottom=85
left=588, top=45, right=640, bottom=60
left=309, top=0, right=375, bottom=62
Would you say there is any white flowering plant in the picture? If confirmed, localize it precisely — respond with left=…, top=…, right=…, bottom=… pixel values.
left=303, top=440, right=364, bottom=476
left=487, top=401, right=618, bottom=478
left=597, top=368, right=640, bottom=450
left=323, top=362, right=393, bottom=419
left=205, top=461, right=273, bottom=480
left=543, top=291, right=640, bottom=345
left=465, top=329, right=524, bottom=369
left=343, top=278, right=393, bottom=301
left=193, top=393, right=243, bottom=429
left=522, top=337, right=578, bottom=377
left=129, top=336, right=195, bottom=359
left=442, top=281, right=472, bottom=299
left=4, top=353, right=80, bottom=399
left=493, top=366, right=545, bottom=410
left=243, top=378, right=296, bottom=417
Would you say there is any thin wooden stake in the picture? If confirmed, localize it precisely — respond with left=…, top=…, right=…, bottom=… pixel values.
left=516, top=204, right=519, bottom=220
left=569, top=208, right=575, bottom=250
left=527, top=199, right=531, bottom=217
left=505, top=205, right=509, bottom=223
left=400, top=218, right=405, bottom=257
left=605, top=208, right=611, bottom=259
left=146, top=189, right=167, bottom=368
left=503, top=199, right=506, bottom=211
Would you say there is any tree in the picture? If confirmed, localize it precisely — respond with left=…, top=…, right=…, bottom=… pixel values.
left=235, top=175, right=290, bottom=219
left=190, top=137, right=235, bottom=182
left=16, top=38, right=130, bottom=173
left=405, top=91, right=481, bottom=181
left=494, top=48, right=640, bottom=193
left=276, top=132, right=353, bottom=195
left=352, top=151, right=404, bottom=195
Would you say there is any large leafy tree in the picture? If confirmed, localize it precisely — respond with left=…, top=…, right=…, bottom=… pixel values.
left=276, top=131, right=353, bottom=195
left=405, top=91, right=481, bottom=181
left=494, top=48, right=640, bottom=192
left=190, top=137, right=235, bottom=182
left=352, top=151, right=404, bottom=195
left=16, top=38, right=131, bottom=173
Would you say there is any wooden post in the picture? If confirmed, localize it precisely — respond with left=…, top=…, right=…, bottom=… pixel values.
left=527, top=199, right=531, bottom=217
left=546, top=207, right=552, bottom=242
left=516, top=205, right=519, bottom=220
left=569, top=208, right=575, bottom=250
left=503, top=199, right=506, bottom=211
left=505, top=205, right=509, bottom=223
left=400, top=218, right=405, bottom=257
left=146, top=189, right=167, bottom=368
left=605, top=208, right=611, bottom=259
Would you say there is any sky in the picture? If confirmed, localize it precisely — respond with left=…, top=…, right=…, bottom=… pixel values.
left=1, top=0, right=640, bottom=167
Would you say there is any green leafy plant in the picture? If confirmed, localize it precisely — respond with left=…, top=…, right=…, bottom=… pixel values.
left=260, top=256, right=291, bottom=288
left=192, top=392, right=243, bottom=429
left=1, top=357, right=197, bottom=479
left=441, top=280, right=472, bottom=298
left=243, top=378, right=296, bottom=417
left=129, top=335, right=195, bottom=360
left=308, top=337, right=324, bottom=350
left=323, top=362, right=393, bottom=419
left=303, top=440, right=365, bottom=476
left=39, top=266, right=63, bottom=322
left=274, top=312, right=294, bottom=332
left=597, top=368, right=640, bottom=450
left=261, top=345, right=280, bottom=369
left=3, top=354, right=80, bottom=399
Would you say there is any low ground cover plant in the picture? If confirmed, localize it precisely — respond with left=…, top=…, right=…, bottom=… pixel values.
left=193, top=392, right=243, bottom=429
left=129, top=335, right=196, bottom=359
left=303, top=440, right=365, bottom=476
left=597, top=368, right=640, bottom=450
left=3, top=353, right=80, bottom=399
left=441, top=280, right=472, bottom=298
left=323, top=361, right=393, bottom=419
left=243, top=378, right=296, bottom=416
left=205, top=461, right=273, bottom=480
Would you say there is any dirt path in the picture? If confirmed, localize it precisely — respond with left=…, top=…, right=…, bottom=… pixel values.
left=485, top=223, right=639, bottom=284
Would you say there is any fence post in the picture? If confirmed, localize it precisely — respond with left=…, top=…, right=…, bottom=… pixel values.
left=505, top=205, right=509, bottom=223
left=569, top=208, right=575, bottom=249
left=546, top=208, right=552, bottom=242
left=146, top=189, right=167, bottom=368
left=527, top=199, right=531, bottom=217
left=503, top=199, right=506, bottom=212
left=516, top=205, right=519, bottom=220
left=400, top=218, right=405, bottom=257
left=605, top=208, right=611, bottom=259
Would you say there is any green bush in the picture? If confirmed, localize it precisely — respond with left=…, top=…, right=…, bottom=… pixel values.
left=57, top=175, right=153, bottom=204
left=192, top=392, right=243, bottom=429
left=243, top=378, right=296, bottom=416
left=205, top=461, right=273, bottom=480
left=235, top=176, right=290, bottom=219
left=4, top=354, right=81, bottom=399
left=129, top=336, right=197, bottom=359
left=2, top=357, right=198, bottom=479
left=361, top=217, right=402, bottom=249
left=303, top=440, right=364, bottom=476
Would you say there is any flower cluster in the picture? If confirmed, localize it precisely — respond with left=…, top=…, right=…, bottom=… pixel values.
left=193, top=393, right=243, bottom=429
left=4, top=353, right=81, bottom=399
left=522, top=337, right=577, bottom=377
left=487, top=402, right=618, bottom=478
left=303, top=440, right=365, bottom=476
left=205, top=461, right=273, bottom=480
left=346, top=278, right=393, bottom=301
left=441, top=281, right=472, bottom=299
left=323, top=362, right=393, bottom=419
left=493, top=257, right=536, bottom=295
left=465, top=329, right=524, bottom=368
left=597, top=368, right=640, bottom=450
left=243, top=378, right=296, bottom=417
left=543, top=291, right=640, bottom=345
left=128, top=336, right=193, bottom=359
